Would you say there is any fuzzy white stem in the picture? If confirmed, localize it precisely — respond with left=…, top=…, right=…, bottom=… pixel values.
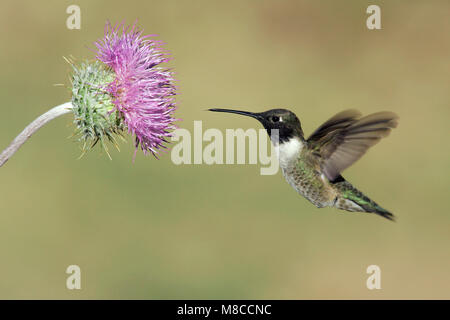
left=0, top=102, right=73, bottom=167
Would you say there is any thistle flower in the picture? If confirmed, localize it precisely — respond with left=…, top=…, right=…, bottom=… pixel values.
left=0, top=21, right=178, bottom=167
left=93, top=22, right=177, bottom=156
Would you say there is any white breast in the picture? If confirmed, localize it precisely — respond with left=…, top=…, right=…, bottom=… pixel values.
left=274, top=137, right=304, bottom=168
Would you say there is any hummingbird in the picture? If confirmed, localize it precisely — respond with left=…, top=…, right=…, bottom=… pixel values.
left=209, top=108, right=398, bottom=220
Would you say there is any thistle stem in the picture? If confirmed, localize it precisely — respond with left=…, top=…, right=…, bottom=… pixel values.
left=0, top=102, right=73, bottom=167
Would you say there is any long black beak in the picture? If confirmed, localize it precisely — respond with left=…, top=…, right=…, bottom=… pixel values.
left=208, top=108, right=263, bottom=121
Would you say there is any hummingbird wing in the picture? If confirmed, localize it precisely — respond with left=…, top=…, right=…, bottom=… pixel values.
left=307, top=109, right=362, bottom=142
left=307, top=110, right=398, bottom=181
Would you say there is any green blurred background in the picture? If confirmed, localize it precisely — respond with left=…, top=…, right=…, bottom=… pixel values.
left=0, top=0, right=449, bottom=299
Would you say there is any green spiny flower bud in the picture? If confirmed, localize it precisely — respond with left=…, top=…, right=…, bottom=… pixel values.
left=70, top=61, right=125, bottom=157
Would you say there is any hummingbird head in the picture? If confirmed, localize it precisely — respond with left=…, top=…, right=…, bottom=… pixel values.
left=209, top=108, right=304, bottom=144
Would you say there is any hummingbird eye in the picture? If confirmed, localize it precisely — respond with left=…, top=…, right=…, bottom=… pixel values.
left=271, top=116, right=280, bottom=122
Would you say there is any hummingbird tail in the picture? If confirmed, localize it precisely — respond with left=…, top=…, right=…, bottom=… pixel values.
left=333, top=179, right=395, bottom=221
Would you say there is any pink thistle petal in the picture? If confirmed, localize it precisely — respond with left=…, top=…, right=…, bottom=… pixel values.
left=94, top=22, right=178, bottom=156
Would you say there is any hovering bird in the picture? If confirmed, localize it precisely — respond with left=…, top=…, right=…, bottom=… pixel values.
left=209, top=108, right=398, bottom=220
